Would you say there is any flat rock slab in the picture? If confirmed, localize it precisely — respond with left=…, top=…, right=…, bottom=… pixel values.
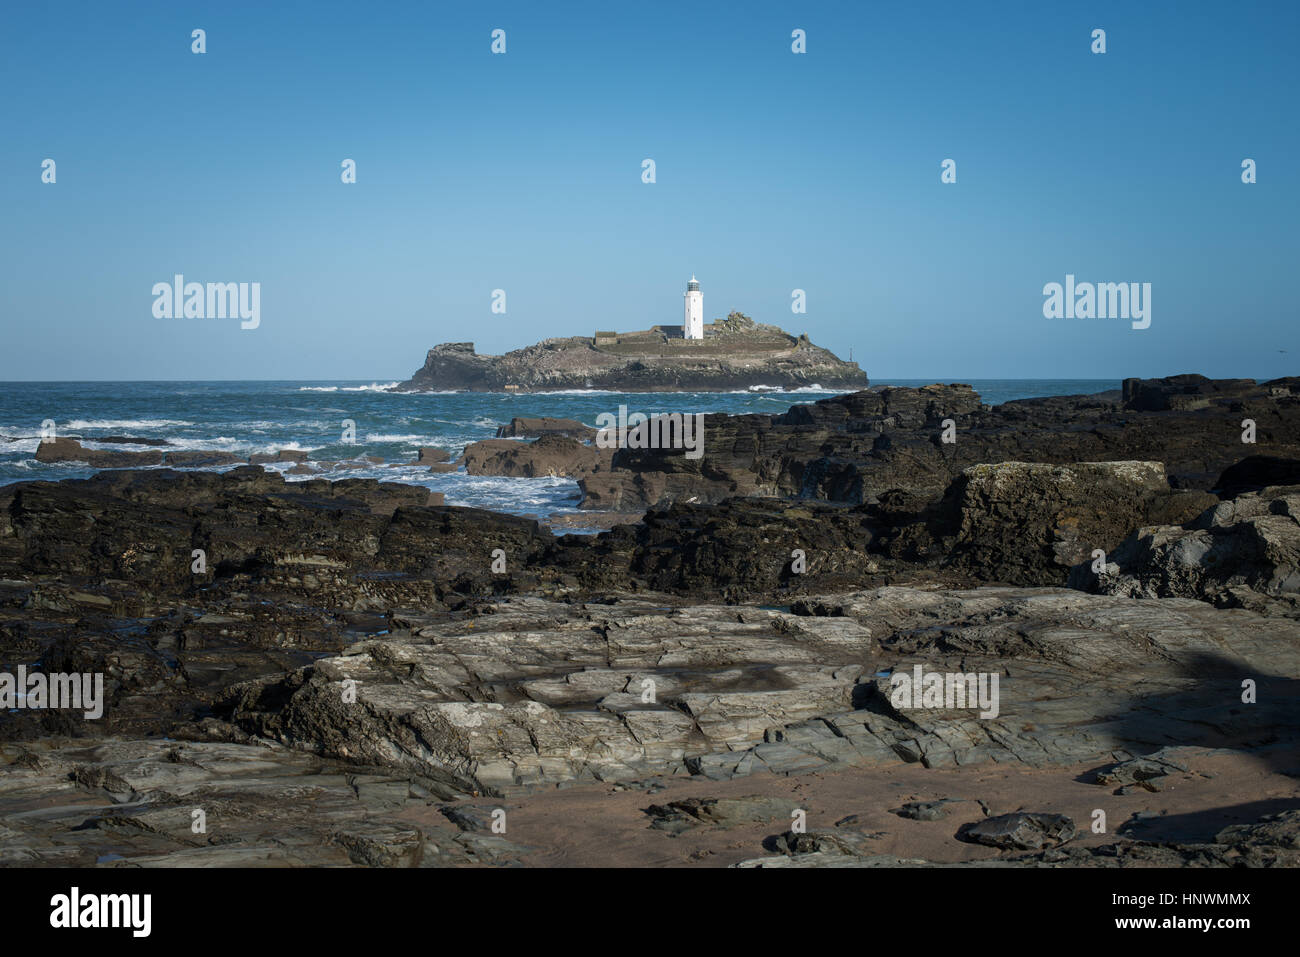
left=645, top=796, right=801, bottom=835
left=0, top=738, right=533, bottom=868
left=220, top=584, right=1300, bottom=795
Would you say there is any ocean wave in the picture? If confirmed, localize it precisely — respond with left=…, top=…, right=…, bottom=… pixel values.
left=363, top=434, right=429, bottom=444
left=65, top=419, right=193, bottom=429
left=717, top=384, right=838, bottom=394
left=298, top=382, right=400, bottom=393
left=73, top=436, right=326, bottom=457
left=276, top=467, right=579, bottom=510
left=428, top=416, right=498, bottom=431
left=758, top=395, right=817, bottom=405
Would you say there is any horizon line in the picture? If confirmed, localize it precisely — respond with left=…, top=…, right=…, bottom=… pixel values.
left=0, top=374, right=1267, bottom=386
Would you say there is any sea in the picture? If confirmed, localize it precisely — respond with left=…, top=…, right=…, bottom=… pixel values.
left=0, top=379, right=1120, bottom=521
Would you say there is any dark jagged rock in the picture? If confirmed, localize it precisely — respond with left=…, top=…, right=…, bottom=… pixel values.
left=414, top=447, right=451, bottom=465
left=1215, top=455, right=1300, bottom=498
left=578, top=376, right=1300, bottom=510
left=35, top=438, right=164, bottom=468
left=87, top=435, right=172, bottom=447
left=460, top=434, right=612, bottom=478
left=161, top=450, right=245, bottom=467
left=249, top=449, right=309, bottom=465
left=1091, top=748, right=1190, bottom=792
left=939, top=462, right=1218, bottom=585
left=1070, top=485, right=1300, bottom=617
left=555, top=461, right=1217, bottom=599
left=1122, top=373, right=1300, bottom=411
left=495, top=417, right=596, bottom=440
left=892, top=799, right=959, bottom=821
left=38, top=437, right=247, bottom=469
left=960, top=813, right=1077, bottom=850
left=579, top=385, right=981, bottom=509
left=0, top=467, right=550, bottom=742
left=768, top=828, right=884, bottom=857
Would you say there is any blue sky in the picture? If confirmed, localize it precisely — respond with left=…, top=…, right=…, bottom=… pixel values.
left=2, top=0, right=1296, bottom=381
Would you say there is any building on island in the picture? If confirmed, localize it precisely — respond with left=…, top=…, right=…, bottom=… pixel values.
left=683, top=275, right=703, bottom=340
left=592, top=277, right=706, bottom=346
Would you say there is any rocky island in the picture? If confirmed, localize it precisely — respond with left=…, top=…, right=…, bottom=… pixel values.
left=392, top=311, right=868, bottom=393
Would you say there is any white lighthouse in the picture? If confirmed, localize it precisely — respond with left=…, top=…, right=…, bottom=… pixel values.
left=683, top=275, right=703, bottom=340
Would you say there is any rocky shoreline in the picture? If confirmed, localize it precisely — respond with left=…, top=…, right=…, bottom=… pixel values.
left=1, top=373, right=1297, bottom=868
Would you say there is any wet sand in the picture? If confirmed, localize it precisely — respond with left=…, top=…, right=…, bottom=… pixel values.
left=394, top=746, right=1300, bottom=867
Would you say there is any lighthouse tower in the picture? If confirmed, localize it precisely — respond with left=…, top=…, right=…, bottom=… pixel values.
left=683, top=275, right=703, bottom=340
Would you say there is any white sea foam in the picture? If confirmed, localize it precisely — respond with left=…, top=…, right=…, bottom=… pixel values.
left=65, top=419, right=192, bottom=430
left=364, top=434, right=428, bottom=444
left=719, top=384, right=838, bottom=395
left=298, top=382, right=400, bottom=393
